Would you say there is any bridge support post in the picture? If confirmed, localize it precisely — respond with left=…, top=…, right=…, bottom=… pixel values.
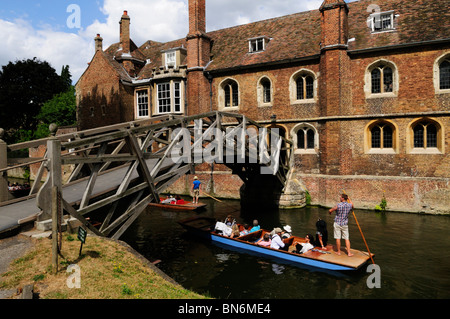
left=0, top=129, right=8, bottom=203
left=47, top=126, right=62, bottom=273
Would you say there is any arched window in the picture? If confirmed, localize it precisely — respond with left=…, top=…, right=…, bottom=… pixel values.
left=440, top=59, right=450, bottom=90
left=293, top=124, right=317, bottom=153
left=290, top=70, right=316, bottom=103
left=370, top=122, right=393, bottom=149
left=257, top=77, right=273, bottom=107
left=365, top=120, right=397, bottom=154
left=413, top=121, right=438, bottom=149
left=296, top=75, right=314, bottom=100
left=365, top=60, right=398, bottom=98
left=221, top=79, right=239, bottom=108
left=371, top=64, right=393, bottom=94
left=262, top=78, right=271, bottom=103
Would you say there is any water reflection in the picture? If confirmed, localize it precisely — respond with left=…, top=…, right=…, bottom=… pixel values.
left=120, top=198, right=450, bottom=299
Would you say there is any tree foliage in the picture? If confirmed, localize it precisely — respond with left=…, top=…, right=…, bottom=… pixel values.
left=0, top=58, right=72, bottom=143
left=34, top=86, right=77, bottom=139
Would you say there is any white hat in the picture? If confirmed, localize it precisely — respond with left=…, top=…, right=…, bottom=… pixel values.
left=283, top=225, right=292, bottom=233
left=194, top=176, right=198, bottom=180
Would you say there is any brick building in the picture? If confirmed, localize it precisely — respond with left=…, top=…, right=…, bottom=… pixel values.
left=76, top=0, right=450, bottom=214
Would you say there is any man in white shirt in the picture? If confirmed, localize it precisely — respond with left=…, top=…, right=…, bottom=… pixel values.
left=270, top=228, right=285, bottom=250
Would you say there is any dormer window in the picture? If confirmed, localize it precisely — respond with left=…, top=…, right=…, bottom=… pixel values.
left=369, top=11, right=395, bottom=33
left=165, top=51, right=176, bottom=68
left=249, top=36, right=269, bottom=53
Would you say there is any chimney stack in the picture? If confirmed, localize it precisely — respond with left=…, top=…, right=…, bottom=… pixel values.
left=120, top=10, right=131, bottom=53
left=95, top=34, right=103, bottom=52
left=188, top=0, right=206, bottom=35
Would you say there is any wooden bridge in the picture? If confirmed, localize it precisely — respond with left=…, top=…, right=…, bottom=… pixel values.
left=0, top=112, right=293, bottom=240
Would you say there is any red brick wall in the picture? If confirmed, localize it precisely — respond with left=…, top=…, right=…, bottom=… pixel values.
left=76, top=53, right=125, bottom=130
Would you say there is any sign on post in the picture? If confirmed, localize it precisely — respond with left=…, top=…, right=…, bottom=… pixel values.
left=77, top=227, right=87, bottom=256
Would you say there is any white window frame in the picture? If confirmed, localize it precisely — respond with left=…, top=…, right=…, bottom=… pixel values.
left=165, top=51, right=176, bottom=68
left=248, top=36, right=269, bottom=53
left=156, top=80, right=183, bottom=114
left=136, top=89, right=150, bottom=119
left=369, top=11, right=395, bottom=33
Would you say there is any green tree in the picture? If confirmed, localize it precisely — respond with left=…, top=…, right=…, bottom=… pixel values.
left=60, top=65, right=73, bottom=91
left=34, top=86, right=77, bottom=139
left=0, top=58, right=67, bottom=143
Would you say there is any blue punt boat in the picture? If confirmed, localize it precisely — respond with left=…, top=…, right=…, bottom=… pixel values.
left=178, top=216, right=374, bottom=271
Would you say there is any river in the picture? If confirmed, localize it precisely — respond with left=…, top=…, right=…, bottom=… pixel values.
left=120, top=198, right=450, bottom=299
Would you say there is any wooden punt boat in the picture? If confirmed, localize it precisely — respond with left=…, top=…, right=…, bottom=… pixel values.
left=178, top=216, right=374, bottom=271
left=148, top=201, right=206, bottom=211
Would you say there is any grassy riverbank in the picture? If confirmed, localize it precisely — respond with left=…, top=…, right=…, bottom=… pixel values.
left=0, top=234, right=209, bottom=299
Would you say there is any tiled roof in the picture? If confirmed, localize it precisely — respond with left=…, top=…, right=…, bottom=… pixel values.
left=100, top=0, right=450, bottom=80
left=206, top=10, right=322, bottom=72
left=347, top=0, right=450, bottom=51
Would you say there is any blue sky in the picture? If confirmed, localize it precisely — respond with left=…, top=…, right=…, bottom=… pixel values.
left=0, top=1, right=105, bottom=33
left=0, top=0, right=358, bottom=83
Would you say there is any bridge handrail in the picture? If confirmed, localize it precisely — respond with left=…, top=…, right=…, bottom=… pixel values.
left=5, top=114, right=179, bottom=152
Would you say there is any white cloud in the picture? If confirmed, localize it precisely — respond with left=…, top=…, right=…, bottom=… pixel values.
left=0, top=18, right=92, bottom=84
left=82, top=0, right=189, bottom=48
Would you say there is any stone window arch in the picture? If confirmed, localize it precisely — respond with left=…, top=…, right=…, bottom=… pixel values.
left=364, top=120, right=398, bottom=154
left=365, top=60, right=399, bottom=98
left=434, top=52, right=450, bottom=93
left=257, top=76, right=273, bottom=107
left=218, top=78, right=240, bottom=110
left=289, top=69, right=317, bottom=104
left=407, top=118, right=443, bottom=154
left=292, top=123, right=318, bottom=154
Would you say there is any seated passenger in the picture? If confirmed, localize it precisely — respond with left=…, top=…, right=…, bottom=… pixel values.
left=224, top=215, right=235, bottom=227
left=161, top=194, right=176, bottom=204
left=240, top=224, right=250, bottom=236
left=282, top=225, right=292, bottom=239
left=215, top=221, right=232, bottom=237
left=294, top=234, right=315, bottom=254
left=270, top=228, right=286, bottom=250
left=249, top=220, right=260, bottom=233
left=175, top=195, right=185, bottom=205
left=230, top=224, right=241, bottom=238
left=257, top=233, right=272, bottom=247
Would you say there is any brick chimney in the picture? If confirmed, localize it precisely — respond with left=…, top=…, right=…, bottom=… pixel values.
left=120, top=10, right=131, bottom=53
left=189, top=0, right=206, bottom=35
left=319, top=0, right=349, bottom=49
left=186, top=0, right=211, bottom=115
left=95, top=34, right=103, bottom=52
left=186, top=0, right=210, bottom=68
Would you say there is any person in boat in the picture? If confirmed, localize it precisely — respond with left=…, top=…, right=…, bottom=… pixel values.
left=224, top=215, right=235, bottom=227
left=175, top=195, right=185, bottom=205
left=282, top=225, right=292, bottom=239
left=329, top=194, right=354, bottom=257
left=270, top=228, right=287, bottom=250
left=161, top=194, right=176, bottom=204
left=191, top=176, right=201, bottom=204
left=240, top=224, right=250, bottom=236
left=229, top=224, right=241, bottom=238
left=249, top=220, right=260, bottom=233
left=294, top=234, right=315, bottom=254
left=257, top=233, right=272, bottom=247
left=214, top=221, right=232, bottom=236
left=315, top=218, right=328, bottom=250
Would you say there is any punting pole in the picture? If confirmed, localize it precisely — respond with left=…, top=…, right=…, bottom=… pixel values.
left=343, top=190, right=375, bottom=265
left=200, top=190, right=223, bottom=202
